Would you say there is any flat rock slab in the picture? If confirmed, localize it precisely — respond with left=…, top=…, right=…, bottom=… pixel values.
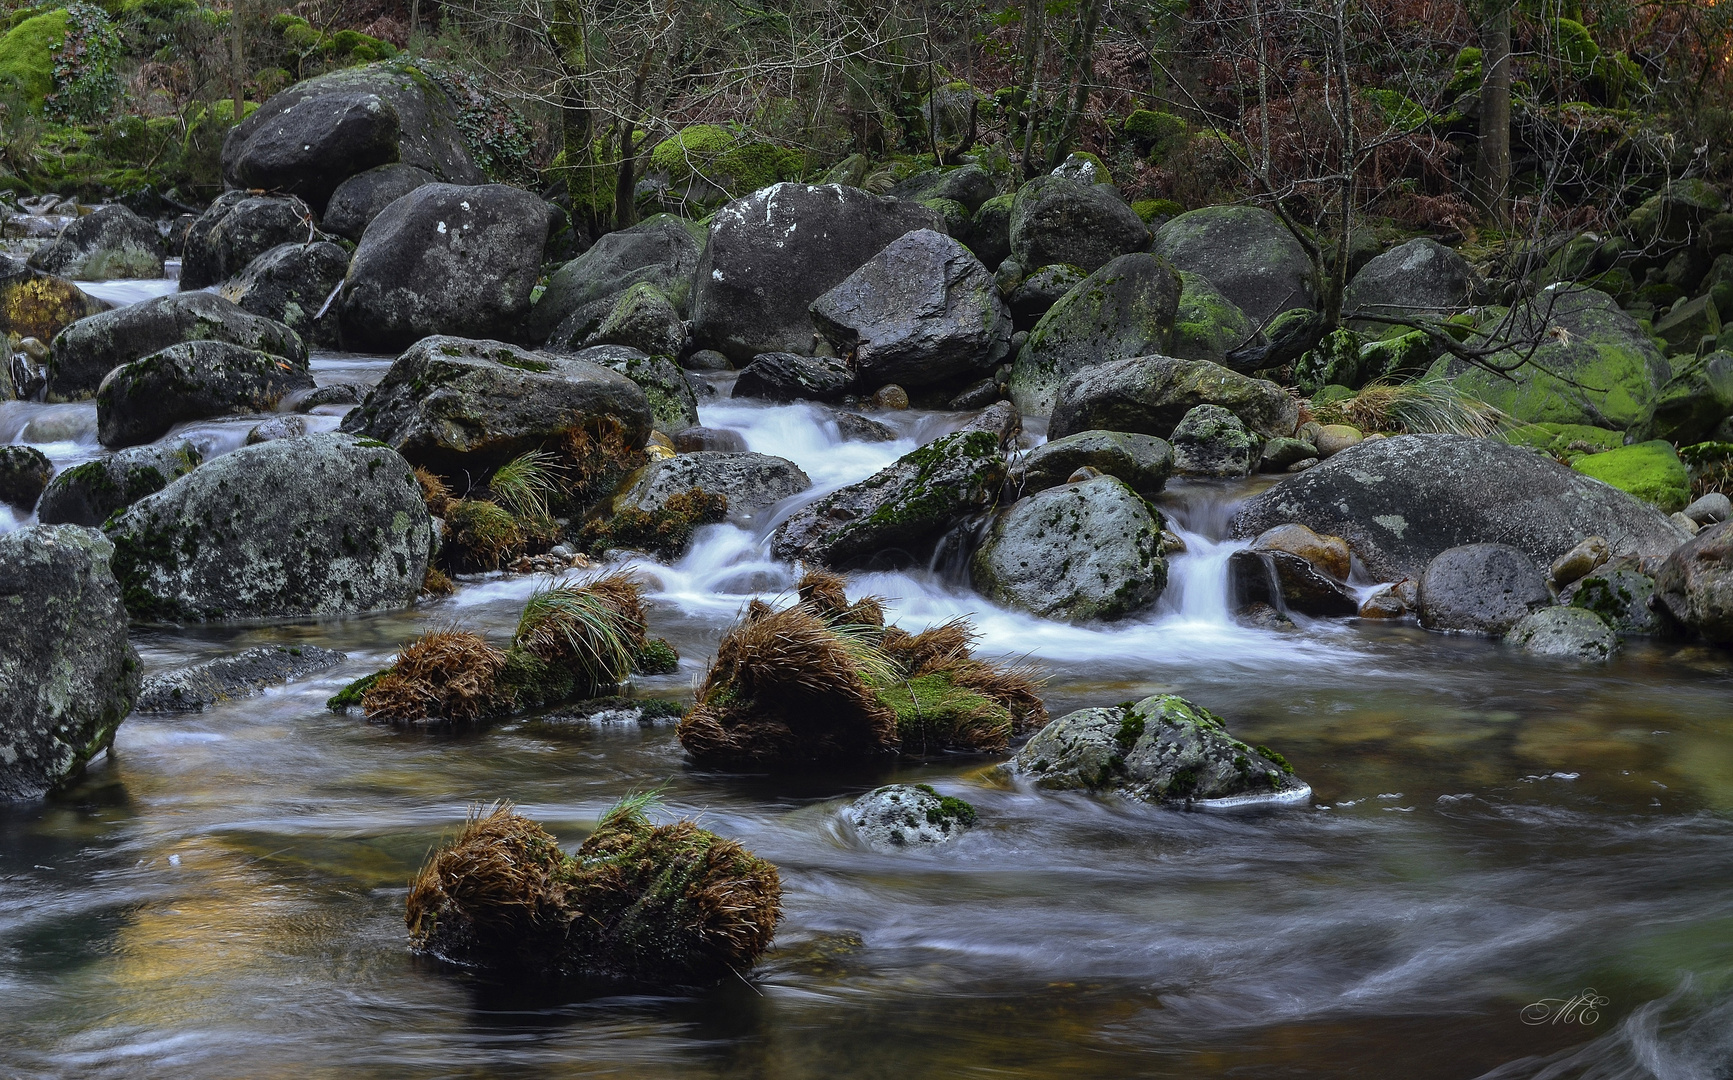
left=137, top=644, right=348, bottom=713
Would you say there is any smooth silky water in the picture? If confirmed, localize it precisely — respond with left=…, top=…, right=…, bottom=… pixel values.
left=2, top=313, right=1732, bottom=1078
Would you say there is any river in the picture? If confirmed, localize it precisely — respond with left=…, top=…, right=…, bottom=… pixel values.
left=2, top=285, right=1731, bottom=1079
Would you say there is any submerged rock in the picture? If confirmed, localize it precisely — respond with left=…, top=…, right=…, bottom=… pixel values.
left=0, top=525, right=141, bottom=800
left=845, top=784, right=978, bottom=851
left=1006, top=694, right=1308, bottom=807
left=136, top=643, right=347, bottom=713
left=1654, top=521, right=1733, bottom=642
left=37, top=443, right=201, bottom=527
left=1417, top=543, right=1551, bottom=635
left=1048, top=353, right=1300, bottom=441
left=27, top=204, right=163, bottom=281
left=1505, top=607, right=1618, bottom=661
left=96, top=340, right=314, bottom=449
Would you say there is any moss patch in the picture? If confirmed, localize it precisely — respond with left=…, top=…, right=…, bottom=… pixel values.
left=1571, top=439, right=1690, bottom=511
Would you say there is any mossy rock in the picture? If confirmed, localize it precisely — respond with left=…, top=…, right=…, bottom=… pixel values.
left=647, top=124, right=804, bottom=207
left=1170, top=270, right=1254, bottom=365
left=0, top=7, right=69, bottom=109
left=1123, top=110, right=1187, bottom=162
left=1499, top=421, right=1625, bottom=461
left=1570, top=439, right=1690, bottom=512
left=1131, top=198, right=1182, bottom=223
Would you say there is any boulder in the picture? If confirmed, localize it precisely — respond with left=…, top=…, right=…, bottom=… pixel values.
left=690, top=184, right=945, bottom=362
left=180, top=193, right=319, bottom=291
left=1152, top=206, right=1316, bottom=325
left=1005, top=694, right=1307, bottom=805
left=1314, top=423, right=1364, bottom=458
left=1565, top=565, right=1662, bottom=636
left=732, top=351, right=854, bottom=402
left=1006, top=175, right=1150, bottom=273
left=37, top=444, right=202, bottom=527
left=584, top=282, right=685, bottom=359
left=889, top=165, right=995, bottom=214
left=615, top=451, right=811, bottom=528
left=528, top=215, right=703, bottom=348
left=1170, top=404, right=1257, bottom=477
left=96, top=340, right=315, bottom=449
left=1228, top=523, right=1357, bottom=617
left=1434, top=286, right=1669, bottom=430
left=1685, top=492, right=1732, bottom=526
left=1007, top=253, right=1182, bottom=415
left=1251, top=522, right=1351, bottom=579
left=771, top=429, right=1006, bottom=566
left=0, top=445, right=52, bottom=509
left=568, top=346, right=698, bottom=434
left=845, top=784, right=977, bottom=851
left=136, top=643, right=346, bottom=713
left=1654, top=522, right=1733, bottom=642
left=963, top=193, right=1014, bottom=269
left=1231, top=434, right=1689, bottom=581
left=835, top=411, right=897, bottom=442
left=1048, top=354, right=1299, bottom=441
left=221, top=61, right=482, bottom=212
left=1571, top=440, right=1690, bottom=513
left=48, top=291, right=307, bottom=401
left=1629, top=350, right=1733, bottom=445
left=1343, top=238, right=1473, bottom=329
left=321, top=163, right=437, bottom=241
left=1004, top=263, right=1087, bottom=329
left=809, top=229, right=1010, bottom=389
left=971, top=474, right=1166, bottom=621
left=339, top=336, right=652, bottom=479
left=1171, top=271, right=1257, bottom=365
left=105, top=433, right=433, bottom=622
left=26, top=205, right=163, bottom=281
left=1260, top=436, right=1319, bottom=472
left=338, top=183, right=552, bottom=353
left=247, top=415, right=311, bottom=444
left=673, top=426, right=747, bottom=453
left=1416, top=543, right=1551, bottom=634
left=1505, top=606, right=1617, bottom=661
left=218, top=240, right=349, bottom=349
left=1548, top=534, right=1610, bottom=588
left=0, top=256, right=109, bottom=343
left=0, top=526, right=141, bottom=800
left=1014, top=429, right=1173, bottom=496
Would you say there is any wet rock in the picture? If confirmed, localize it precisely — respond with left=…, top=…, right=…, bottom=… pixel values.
left=96, top=340, right=314, bottom=449
left=971, top=474, right=1165, bottom=621
left=733, top=351, right=854, bottom=402
left=1342, top=238, right=1473, bottom=330
left=1048, top=354, right=1299, bottom=441
left=690, top=184, right=944, bottom=362
left=1005, top=262, right=1086, bottom=328
left=1252, top=522, right=1351, bottom=579
left=1152, top=206, right=1316, bottom=325
left=180, top=193, right=320, bottom=291
left=1654, top=521, right=1733, bottom=642
left=1313, top=424, right=1363, bottom=458
left=1231, top=434, right=1689, bottom=581
left=135, top=643, right=347, bottom=713
left=1359, top=580, right=1415, bottom=618
left=48, top=291, right=307, bottom=402
left=1005, top=694, right=1308, bottom=806
left=672, top=426, right=747, bottom=453
left=962, top=194, right=1014, bottom=270
left=527, top=697, right=686, bottom=728
left=1008, top=253, right=1182, bottom=415
left=286, top=383, right=365, bottom=411
left=339, top=183, right=552, bottom=353
left=1549, top=535, right=1610, bottom=588
left=0, top=525, right=141, bottom=800
left=834, top=411, right=897, bottom=442
left=1171, top=270, right=1257, bottom=365
left=771, top=429, right=1006, bottom=567
left=1259, top=436, right=1318, bottom=472
left=1171, top=404, right=1257, bottom=477
left=1505, top=607, right=1617, bottom=661
left=321, top=163, right=437, bottom=241
left=845, top=784, right=977, bottom=851
left=1007, top=174, right=1149, bottom=274
left=530, top=215, right=703, bottom=348
left=1228, top=547, right=1358, bottom=617
left=949, top=376, right=1003, bottom=410
left=1629, top=350, right=1733, bottom=446
left=958, top=400, right=1023, bottom=446
left=340, top=336, right=650, bottom=480
left=0, top=446, right=53, bottom=509
left=246, top=415, right=311, bottom=444
left=869, top=384, right=910, bottom=410
left=681, top=348, right=732, bottom=372
left=1417, top=543, right=1551, bottom=635
left=219, top=240, right=349, bottom=349
left=1015, top=429, right=1173, bottom=496
left=105, top=433, right=433, bottom=622
left=584, top=282, right=685, bottom=359
left=810, top=229, right=1010, bottom=388
left=26, top=205, right=163, bottom=281
left=615, top=451, right=811, bottom=528
left=0, top=256, right=109, bottom=344
left=37, top=443, right=201, bottom=527
left=566, top=345, right=698, bottom=435
left=1686, top=492, right=1732, bottom=526
left=1565, top=566, right=1662, bottom=636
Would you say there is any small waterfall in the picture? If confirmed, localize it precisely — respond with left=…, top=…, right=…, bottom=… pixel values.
left=1156, top=482, right=1253, bottom=627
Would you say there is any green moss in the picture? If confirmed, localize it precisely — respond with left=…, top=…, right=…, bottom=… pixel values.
left=632, top=637, right=680, bottom=676
left=648, top=124, right=804, bottom=201
left=1571, top=439, right=1690, bottom=511
left=0, top=8, right=70, bottom=109
left=1172, top=271, right=1254, bottom=363
left=874, top=671, right=1012, bottom=754
left=912, top=784, right=979, bottom=829
left=1501, top=421, right=1625, bottom=460
left=1364, top=88, right=1428, bottom=131
left=326, top=670, right=387, bottom=712
left=1131, top=197, right=1182, bottom=223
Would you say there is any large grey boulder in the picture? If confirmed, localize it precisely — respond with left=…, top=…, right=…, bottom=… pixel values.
left=321, top=163, right=437, bottom=241
left=219, top=241, right=349, bottom=349
left=48, top=291, right=307, bottom=402
left=181, top=193, right=319, bottom=291
left=96, top=340, right=314, bottom=449
left=771, top=429, right=1007, bottom=567
left=971, top=475, right=1166, bottom=621
left=1170, top=403, right=1257, bottom=477
left=1007, top=174, right=1150, bottom=273
left=1007, top=253, right=1182, bottom=415
left=1048, top=354, right=1299, bottom=441
left=809, top=228, right=1010, bottom=389
left=1343, top=238, right=1473, bottom=329
left=564, top=344, right=698, bottom=435
left=1654, top=521, right=1733, bottom=642
left=1005, top=694, right=1308, bottom=806
left=339, top=336, right=651, bottom=479
left=1014, top=429, right=1173, bottom=496
left=339, top=183, right=551, bottom=353
left=615, top=451, right=810, bottom=528
left=1152, top=206, right=1316, bottom=325
left=528, top=214, right=703, bottom=348
left=38, top=443, right=202, bottom=527
left=221, top=62, right=482, bottom=213
left=690, top=184, right=945, bottom=362
left=136, top=643, right=346, bottom=713
left=27, top=205, right=163, bottom=280
left=845, top=784, right=977, bottom=851
left=1231, top=434, right=1689, bottom=581
left=732, top=351, right=854, bottom=402
left=1416, top=543, right=1552, bottom=634
left=1505, top=607, right=1617, bottom=661
left=0, top=526, right=140, bottom=800
left=104, top=433, right=433, bottom=622
left=1171, top=271, right=1257, bottom=365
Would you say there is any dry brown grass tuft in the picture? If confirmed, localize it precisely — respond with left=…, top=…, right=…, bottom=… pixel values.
left=414, top=466, right=454, bottom=518
left=363, top=630, right=509, bottom=726
left=797, top=568, right=886, bottom=628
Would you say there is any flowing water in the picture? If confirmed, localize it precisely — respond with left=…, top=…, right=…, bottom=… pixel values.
left=3, top=288, right=1733, bottom=1078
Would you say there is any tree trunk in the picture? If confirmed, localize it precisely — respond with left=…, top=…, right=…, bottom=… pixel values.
left=1475, top=2, right=1512, bottom=225
left=551, top=0, right=600, bottom=241
left=1324, top=0, right=1355, bottom=326
left=230, top=0, right=245, bottom=125
left=1045, top=0, right=1103, bottom=172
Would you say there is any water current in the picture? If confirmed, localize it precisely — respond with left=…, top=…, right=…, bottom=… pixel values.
left=2, top=283, right=1732, bottom=1079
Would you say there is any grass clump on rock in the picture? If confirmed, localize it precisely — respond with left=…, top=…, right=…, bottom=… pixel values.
left=677, top=570, right=1046, bottom=767
left=580, top=487, right=729, bottom=559
left=1310, top=377, right=1508, bottom=436
left=406, top=798, right=782, bottom=987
